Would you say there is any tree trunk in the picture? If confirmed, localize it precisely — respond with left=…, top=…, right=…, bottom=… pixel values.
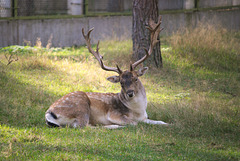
left=132, top=0, right=162, bottom=68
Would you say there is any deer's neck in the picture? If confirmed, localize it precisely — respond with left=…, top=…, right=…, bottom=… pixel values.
left=119, top=85, right=148, bottom=120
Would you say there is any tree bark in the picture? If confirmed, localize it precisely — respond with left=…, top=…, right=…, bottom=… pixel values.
left=132, top=0, right=162, bottom=68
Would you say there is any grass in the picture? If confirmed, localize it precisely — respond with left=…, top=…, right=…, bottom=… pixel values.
left=0, top=24, right=240, bottom=160
left=168, top=23, right=240, bottom=72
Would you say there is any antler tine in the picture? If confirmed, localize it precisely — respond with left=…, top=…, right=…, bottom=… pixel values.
left=82, top=28, right=121, bottom=74
left=130, top=48, right=149, bottom=70
left=131, top=16, right=163, bottom=70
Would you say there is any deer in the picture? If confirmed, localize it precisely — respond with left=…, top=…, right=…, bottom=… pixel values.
left=45, top=16, right=168, bottom=129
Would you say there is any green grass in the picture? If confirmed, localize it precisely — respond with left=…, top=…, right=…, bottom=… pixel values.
left=0, top=25, right=240, bottom=160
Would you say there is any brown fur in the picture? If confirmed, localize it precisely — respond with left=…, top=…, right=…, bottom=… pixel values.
left=46, top=91, right=91, bottom=127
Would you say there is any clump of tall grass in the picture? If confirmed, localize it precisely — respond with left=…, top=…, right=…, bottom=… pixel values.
left=169, top=23, right=240, bottom=71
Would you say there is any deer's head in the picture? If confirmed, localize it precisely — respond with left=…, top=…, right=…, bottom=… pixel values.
left=82, top=16, right=163, bottom=99
left=106, top=67, right=148, bottom=99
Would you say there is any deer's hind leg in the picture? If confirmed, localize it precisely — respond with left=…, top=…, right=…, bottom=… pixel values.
left=72, top=112, right=90, bottom=128
left=66, top=92, right=91, bottom=128
left=46, top=91, right=91, bottom=128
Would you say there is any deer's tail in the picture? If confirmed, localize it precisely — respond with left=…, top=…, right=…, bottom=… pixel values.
left=45, top=111, right=60, bottom=127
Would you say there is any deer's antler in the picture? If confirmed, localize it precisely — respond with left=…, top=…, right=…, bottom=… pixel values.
left=131, top=16, right=163, bottom=70
left=82, top=28, right=122, bottom=74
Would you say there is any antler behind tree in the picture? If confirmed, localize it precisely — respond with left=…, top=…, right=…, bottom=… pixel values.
left=131, top=16, right=163, bottom=70
left=82, top=28, right=122, bottom=74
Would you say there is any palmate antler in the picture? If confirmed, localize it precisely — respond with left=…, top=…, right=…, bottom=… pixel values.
left=82, top=28, right=122, bottom=74
left=131, top=16, right=163, bottom=70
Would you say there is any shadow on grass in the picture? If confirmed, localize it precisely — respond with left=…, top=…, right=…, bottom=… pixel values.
left=2, top=125, right=239, bottom=160
left=0, top=76, right=47, bottom=128
left=0, top=64, right=64, bottom=128
left=147, top=62, right=239, bottom=97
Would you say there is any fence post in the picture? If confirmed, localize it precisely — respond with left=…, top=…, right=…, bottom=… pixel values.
left=12, top=0, right=18, bottom=17
left=84, top=0, right=88, bottom=15
left=183, top=0, right=195, bottom=9
left=195, top=0, right=199, bottom=9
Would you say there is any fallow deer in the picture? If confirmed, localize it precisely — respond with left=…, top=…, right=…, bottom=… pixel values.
left=45, top=16, right=168, bottom=129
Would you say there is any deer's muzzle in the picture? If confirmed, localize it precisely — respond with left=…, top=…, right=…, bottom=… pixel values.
left=127, top=90, right=135, bottom=98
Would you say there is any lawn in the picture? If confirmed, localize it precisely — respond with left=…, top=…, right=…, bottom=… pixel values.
left=0, top=25, right=239, bottom=160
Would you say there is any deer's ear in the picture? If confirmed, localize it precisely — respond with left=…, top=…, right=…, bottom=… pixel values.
left=107, top=76, right=120, bottom=83
left=137, top=67, right=148, bottom=77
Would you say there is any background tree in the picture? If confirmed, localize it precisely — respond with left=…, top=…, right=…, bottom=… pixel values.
left=132, top=0, right=162, bottom=68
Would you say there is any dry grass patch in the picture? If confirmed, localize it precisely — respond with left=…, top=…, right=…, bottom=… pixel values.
left=169, top=23, right=240, bottom=71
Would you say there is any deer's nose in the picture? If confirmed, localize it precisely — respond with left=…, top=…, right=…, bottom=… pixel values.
left=127, top=90, right=135, bottom=98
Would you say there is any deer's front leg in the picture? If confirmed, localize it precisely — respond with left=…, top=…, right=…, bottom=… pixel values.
left=107, top=110, right=137, bottom=126
left=142, top=119, right=169, bottom=125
